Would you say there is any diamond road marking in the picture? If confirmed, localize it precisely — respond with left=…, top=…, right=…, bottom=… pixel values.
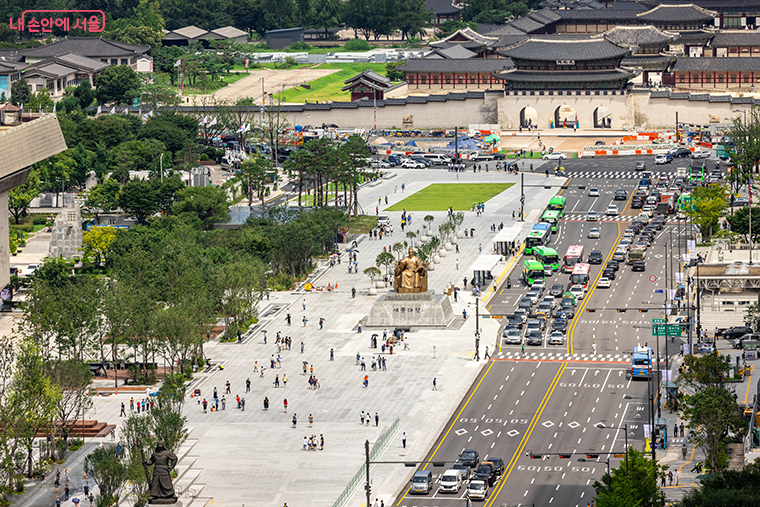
left=506, top=429, right=520, bottom=437
left=567, top=421, right=580, bottom=429
left=481, top=429, right=494, bottom=437
left=455, top=428, right=468, bottom=436
left=542, top=420, right=555, bottom=428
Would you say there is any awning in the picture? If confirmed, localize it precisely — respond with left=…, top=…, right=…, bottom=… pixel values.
left=493, top=227, right=522, bottom=244
left=470, top=255, right=502, bottom=274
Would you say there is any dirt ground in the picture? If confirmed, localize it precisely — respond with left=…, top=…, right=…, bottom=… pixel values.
left=184, top=67, right=340, bottom=105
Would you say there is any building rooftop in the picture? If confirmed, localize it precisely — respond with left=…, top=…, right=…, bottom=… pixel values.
left=636, top=3, right=717, bottom=23
left=55, top=52, right=109, bottom=72
left=495, top=67, right=634, bottom=83
left=19, top=37, right=150, bottom=58
left=711, top=31, right=760, bottom=47
left=476, top=23, right=527, bottom=36
left=343, top=69, right=391, bottom=86
left=207, top=26, right=248, bottom=39
left=425, top=0, right=464, bottom=15
left=509, top=16, right=546, bottom=33
left=601, top=25, right=677, bottom=47
left=671, top=56, right=760, bottom=72
left=164, top=25, right=208, bottom=40
left=425, top=45, right=477, bottom=59
left=399, top=57, right=514, bottom=73
left=501, top=37, right=630, bottom=61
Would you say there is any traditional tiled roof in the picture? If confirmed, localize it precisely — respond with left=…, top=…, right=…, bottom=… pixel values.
left=425, top=0, right=463, bottom=15
left=601, top=25, right=677, bottom=47
left=19, top=37, right=149, bottom=58
left=0, top=60, right=27, bottom=72
left=528, top=8, right=561, bottom=23
left=711, top=31, right=760, bottom=47
left=677, top=29, right=716, bottom=42
left=476, top=23, right=526, bottom=36
left=0, top=103, right=21, bottom=111
left=621, top=54, right=677, bottom=69
left=437, top=27, right=499, bottom=45
left=495, top=68, right=634, bottom=83
left=343, top=69, right=390, bottom=86
left=430, top=40, right=490, bottom=50
left=55, top=53, right=109, bottom=72
left=637, top=0, right=751, bottom=8
left=636, top=4, right=716, bottom=23
left=501, top=37, right=630, bottom=61
left=399, top=58, right=514, bottom=72
left=341, top=77, right=389, bottom=92
left=555, top=9, right=639, bottom=20
left=496, top=35, right=531, bottom=47
left=425, top=45, right=477, bottom=59
left=509, top=16, right=546, bottom=33
left=671, top=57, right=760, bottom=72
left=27, top=62, right=76, bottom=78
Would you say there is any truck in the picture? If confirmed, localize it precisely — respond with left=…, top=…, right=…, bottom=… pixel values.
left=656, top=192, right=675, bottom=215
left=676, top=167, right=687, bottom=179
left=627, top=248, right=645, bottom=265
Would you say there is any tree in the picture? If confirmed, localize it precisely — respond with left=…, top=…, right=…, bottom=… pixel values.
left=395, top=0, right=432, bottom=40
left=105, top=25, right=164, bottom=48
left=171, top=186, right=230, bottom=229
left=239, top=156, right=272, bottom=208
left=689, top=185, right=727, bottom=240
left=84, top=446, right=129, bottom=507
left=678, top=458, right=760, bottom=507
left=746, top=300, right=760, bottom=332
left=385, top=60, right=406, bottom=81
left=81, top=179, right=121, bottom=225
left=73, top=81, right=95, bottom=110
left=10, top=78, right=30, bottom=106
left=82, top=226, right=119, bottom=266
left=343, top=0, right=372, bottom=39
left=682, top=386, right=745, bottom=473
left=678, top=350, right=731, bottom=391
left=364, top=266, right=381, bottom=288
left=376, top=251, right=395, bottom=277
left=118, top=179, right=161, bottom=224
left=134, top=0, right=165, bottom=31
left=592, top=447, right=666, bottom=507
left=725, top=205, right=760, bottom=243
left=726, top=105, right=760, bottom=192
left=8, top=340, right=60, bottom=477
left=95, top=65, right=142, bottom=105
left=313, top=0, right=342, bottom=37
left=8, top=168, right=40, bottom=224
left=215, top=259, right=265, bottom=337
left=43, top=359, right=93, bottom=456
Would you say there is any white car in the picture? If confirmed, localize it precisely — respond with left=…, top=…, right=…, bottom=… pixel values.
left=586, top=210, right=598, bottom=221
left=548, top=331, right=565, bottom=345
left=468, top=480, right=488, bottom=500
left=588, top=227, right=601, bottom=239
left=588, top=187, right=600, bottom=197
left=597, top=277, right=611, bottom=288
left=642, top=203, right=655, bottom=213
left=654, top=154, right=670, bottom=165
left=606, top=204, right=619, bottom=216
left=637, top=212, right=650, bottom=224
left=691, top=149, right=710, bottom=159
left=543, top=152, right=567, bottom=160
left=401, top=160, right=426, bottom=169
left=569, top=285, right=585, bottom=301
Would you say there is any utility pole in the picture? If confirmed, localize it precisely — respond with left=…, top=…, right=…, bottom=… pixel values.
left=520, top=173, right=526, bottom=221
left=696, top=264, right=702, bottom=342
left=475, top=297, right=480, bottom=360
left=455, top=126, right=459, bottom=164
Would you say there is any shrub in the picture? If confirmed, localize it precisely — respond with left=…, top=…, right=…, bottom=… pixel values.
left=286, top=41, right=312, bottom=51
left=345, top=39, right=371, bottom=51
left=32, top=216, right=47, bottom=225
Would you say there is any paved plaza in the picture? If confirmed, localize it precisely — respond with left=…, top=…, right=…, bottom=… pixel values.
left=41, top=166, right=560, bottom=507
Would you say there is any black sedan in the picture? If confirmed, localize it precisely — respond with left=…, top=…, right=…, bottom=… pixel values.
left=602, top=268, right=616, bottom=280
left=632, top=261, right=646, bottom=271
left=606, top=260, right=619, bottom=271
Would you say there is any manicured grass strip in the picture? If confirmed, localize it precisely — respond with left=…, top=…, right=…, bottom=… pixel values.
left=386, top=183, right=514, bottom=211
left=282, top=63, right=392, bottom=103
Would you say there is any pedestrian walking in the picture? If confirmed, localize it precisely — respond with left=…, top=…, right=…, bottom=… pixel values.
left=375, top=412, right=379, bottom=426
left=241, top=398, right=245, bottom=411
left=675, top=470, right=679, bottom=485
left=202, top=399, right=208, bottom=413
left=274, top=374, right=280, bottom=388
left=284, top=399, right=288, bottom=412
left=302, top=316, right=308, bottom=327
left=330, top=348, right=334, bottom=361
left=484, top=346, right=490, bottom=360
left=303, top=436, right=308, bottom=450
left=402, top=432, right=407, bottom=448
left=592, top=341, right=597, bottom=355
left=301, top=341, right=305, bottom=353
left=456, top=258, right=459, bottom=270
left=319, top=318, right=324, bottom=330
left=680, top=422, right=684, bottom=437
left=286, top=311, right=291, bottom=325
left=303, top=299, right=307, bottom=310
left=221, top=396, right=226, bottom=410
left=308, top=414, right=314, bottom=427
left=292, top=414, right=298, bottom=428
left=361, top=411, right=365, bottom=424
left=246, top=378, right=251, bottom=392
left=263, top=397, right=269, bottom=410
left=120, top=402, right=126, bottom=417
left=433, top=377, right=438, bottom=390
left=363, top=375, right=369, bottom=388
left=320, top=434, right=324, bottom=450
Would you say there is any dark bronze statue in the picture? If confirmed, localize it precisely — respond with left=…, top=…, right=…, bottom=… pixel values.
left=394, top=246, right=428, bottom=293
left=142, top=440, right=178, bottom=504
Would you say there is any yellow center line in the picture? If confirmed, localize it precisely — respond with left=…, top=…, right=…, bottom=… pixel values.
left=485, top=363, right=566, bottom=507
left=395, top=361, right=496, bottom=505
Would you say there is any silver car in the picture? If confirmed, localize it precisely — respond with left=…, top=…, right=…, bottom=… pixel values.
left=503, top=328, right=522, bottom=345
left=548, top=331, right=565, bottom=345
left=588, top=227, right=601, bottom=239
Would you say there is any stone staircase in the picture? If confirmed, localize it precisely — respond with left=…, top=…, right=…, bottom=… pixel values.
left=173, top=427, right=213, bottom=507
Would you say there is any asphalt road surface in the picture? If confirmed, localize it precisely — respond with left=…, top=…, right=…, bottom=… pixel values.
left=394, top=153, right=700, bottom=507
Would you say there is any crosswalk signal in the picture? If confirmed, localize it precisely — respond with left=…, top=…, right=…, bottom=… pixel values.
left=559, top=453, right=572, bottom=459
left=617, top=309, right=626, bottom=313
left=586, top=308, right=596, bottom=313
left=639, top=309, right=648, bottom=313
left=529, top=453, right=543, bottom=459
left=586, top=454, right=600, bottom=459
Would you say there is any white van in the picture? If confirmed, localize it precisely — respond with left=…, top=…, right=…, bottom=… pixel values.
left=422, top=153, right=452, bottom=165
left=439, top=469, right=462, bottom=493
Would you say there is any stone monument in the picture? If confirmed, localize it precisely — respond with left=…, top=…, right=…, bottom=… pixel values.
left=48, top=201, right=83, bottom=259
left=142, top=440, right=180, bottom=505
left=367, top=247, right=454, bottom=327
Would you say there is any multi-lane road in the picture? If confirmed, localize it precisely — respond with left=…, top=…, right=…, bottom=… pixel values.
left=395, top=154, right=698, bottom=507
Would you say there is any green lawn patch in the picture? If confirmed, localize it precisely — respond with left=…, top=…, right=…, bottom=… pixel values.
left=282, top=63, right=392, bottom=103
left=386, top=183, right=514, bottom=211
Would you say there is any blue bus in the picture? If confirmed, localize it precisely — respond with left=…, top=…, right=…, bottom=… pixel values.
left=533, top=222, right=551, bottom=233
left=631, top=346, right=653, bottom=378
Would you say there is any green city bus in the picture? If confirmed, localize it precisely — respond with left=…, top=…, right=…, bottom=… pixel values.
left=533, top=246, right=559, bottom=271
left=541, top=210, right=561, bottom=232
left=525, top=229, right=551, bottom=255
left=547, top=196, right=567, bottom=217
left=522, top=260, right=545, bottom=285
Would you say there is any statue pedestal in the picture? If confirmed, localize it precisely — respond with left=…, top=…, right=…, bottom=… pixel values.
left=148, top=501, right=182, bottom=506
left=366, top=291, right=454, bottom=327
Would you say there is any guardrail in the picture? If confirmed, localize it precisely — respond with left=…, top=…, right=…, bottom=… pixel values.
left=331, top=417, right=400, bottom=507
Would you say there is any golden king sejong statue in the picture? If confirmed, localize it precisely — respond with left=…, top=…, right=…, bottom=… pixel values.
left=394, top=246, right=428, bottom=293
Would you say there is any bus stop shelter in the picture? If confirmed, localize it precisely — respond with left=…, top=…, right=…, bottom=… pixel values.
left=470, top=255, right=503, bottom=289
left=493, top=227, right=522, bottom=256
